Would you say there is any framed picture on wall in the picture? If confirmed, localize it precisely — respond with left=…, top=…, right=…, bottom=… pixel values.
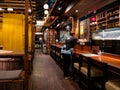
left=60, top=30, right=69, bottom=42
left=79, top=19, right=90, bottom=41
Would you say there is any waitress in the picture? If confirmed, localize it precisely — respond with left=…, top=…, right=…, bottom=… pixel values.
left=61, top=32, right=77, bottom=79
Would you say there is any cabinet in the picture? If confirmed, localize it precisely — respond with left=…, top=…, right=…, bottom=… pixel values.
left=92, top=27, right=120, bottom=55
left=106, top=6, right=119, bottom=28
left=46, top=29, right=56, bottom=53
left=97, top=11, right=107, bottom=30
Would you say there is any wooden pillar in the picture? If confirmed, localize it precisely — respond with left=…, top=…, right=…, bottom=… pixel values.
left=25, top=0, right=29, bottom=90
left=71, top=17, right=77, bottom=33
left=30, top=2, right=35, bottom=55
left=32, top=15, right=36, bottom=55
left=78, top=19, right=80, bottom=38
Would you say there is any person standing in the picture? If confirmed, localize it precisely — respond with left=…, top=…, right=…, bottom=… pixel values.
left=61, top=32, right=77, bottom=79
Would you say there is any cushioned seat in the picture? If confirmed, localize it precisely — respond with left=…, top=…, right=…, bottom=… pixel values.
left=0, top=70, right=22, bottom=80
left=81, top=66, right=103, bottom=77
left=0, top=58, right=12, bottom=61
left=61, top=55, right=63, bottom=59
left=105, top=80, right=120, bottom=90
left=74, top=62, right=79, bottom=70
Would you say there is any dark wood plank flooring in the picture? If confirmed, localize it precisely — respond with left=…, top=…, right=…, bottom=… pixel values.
left=30, top=50, right=80, bottom=90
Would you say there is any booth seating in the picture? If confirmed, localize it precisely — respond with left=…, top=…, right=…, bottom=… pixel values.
left=0, top=70, right=24, bottom=90
left=0, top=70, right=23, bottom=80
left=0, top=57, right=24, bottom=90
left=0, top=58, right=22, bottom=70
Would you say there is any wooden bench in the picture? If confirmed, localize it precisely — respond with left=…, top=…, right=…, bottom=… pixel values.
left=0, top=57, right=24, bottom=90
left=0, top=70, right=24, bottom=90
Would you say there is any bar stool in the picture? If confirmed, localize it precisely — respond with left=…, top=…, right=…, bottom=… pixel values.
left=74, top=62, right=79, bottom=70
left=79, top=55, right=105, bottom=90
left=105, top=67, right=120, bottom=90
left=72, top=52, right=81, bottom=81
left=105, top=80, right=120, bottom=90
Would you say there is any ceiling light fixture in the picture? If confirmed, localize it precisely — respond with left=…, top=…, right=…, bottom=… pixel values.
left=75, top=10, right=79, bottom=13
left=44, top=10, right=49, bottom=15
left=58, top=7, right=62, bottom=11
left=43, top=4, right=49, bottom=9
left=28, top=8, right=32, bottom=13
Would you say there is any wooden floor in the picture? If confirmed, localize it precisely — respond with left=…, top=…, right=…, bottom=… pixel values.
left=30, top=50, right=80, bottom=90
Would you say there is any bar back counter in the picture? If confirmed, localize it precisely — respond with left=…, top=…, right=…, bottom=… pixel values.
left=50, top=43, right=120, bottom=90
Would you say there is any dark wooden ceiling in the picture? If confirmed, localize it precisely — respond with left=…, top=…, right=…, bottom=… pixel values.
left=0, top=0, right=117, bottom=28
left=45, top=0, right=116, bottom=28
left=64, top=0, right=116, bottom=19
left=0, top=0, right=36, bottom=13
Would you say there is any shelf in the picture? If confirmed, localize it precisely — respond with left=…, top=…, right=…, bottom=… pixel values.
left=98, top=21, right=106, bottom=24
left=107, top=17, right=119, bottom=22
left=97, top=17, right=106, bottom=21
left=90, top=3, right=120, bottom=32
left=107, top=13, right=119, bottom=17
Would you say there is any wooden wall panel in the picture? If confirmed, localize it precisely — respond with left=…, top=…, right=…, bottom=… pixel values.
left=2, top=13, right=25, bottom=51
left=0, top=23, right=3, bottom=45
left=28, top=24, right=32, bottom=51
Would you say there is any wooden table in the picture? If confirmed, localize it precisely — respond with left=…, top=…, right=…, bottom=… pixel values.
left=0, top=50, right=24, bottom=58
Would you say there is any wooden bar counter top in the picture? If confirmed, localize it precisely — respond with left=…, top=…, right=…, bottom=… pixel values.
left=51, top=43, right=64, bottom=49
left=72, top=48, right=120, bottom=75
left=89, top=54, right=120, bottom=69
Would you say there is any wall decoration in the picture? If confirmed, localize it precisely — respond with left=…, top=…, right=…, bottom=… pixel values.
left=79, top=19, right=90, bottom=41
left=60, top=30, right=69, bottom=42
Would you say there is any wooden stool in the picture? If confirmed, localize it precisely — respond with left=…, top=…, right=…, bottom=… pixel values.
left=105, top=80, right=120, bottom=90
left=74, top=62, right=79, bottom=70
left=79, top=55, right=105, bottom=90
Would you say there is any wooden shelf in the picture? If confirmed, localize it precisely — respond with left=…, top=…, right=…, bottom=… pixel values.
left=90, top=4, right=120, bottom=32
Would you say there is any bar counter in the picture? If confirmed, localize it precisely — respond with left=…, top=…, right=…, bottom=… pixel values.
left=72, top=47, right=120, bottom=90
left=72, top=48, right=120, bottom=73
left=51, top=43, right=120, bottom=75
left=50, top=44, right=64, bottom=68
left=51, top=43, right=64, bottom=49
left=89, top=54, right=120, bottom=69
